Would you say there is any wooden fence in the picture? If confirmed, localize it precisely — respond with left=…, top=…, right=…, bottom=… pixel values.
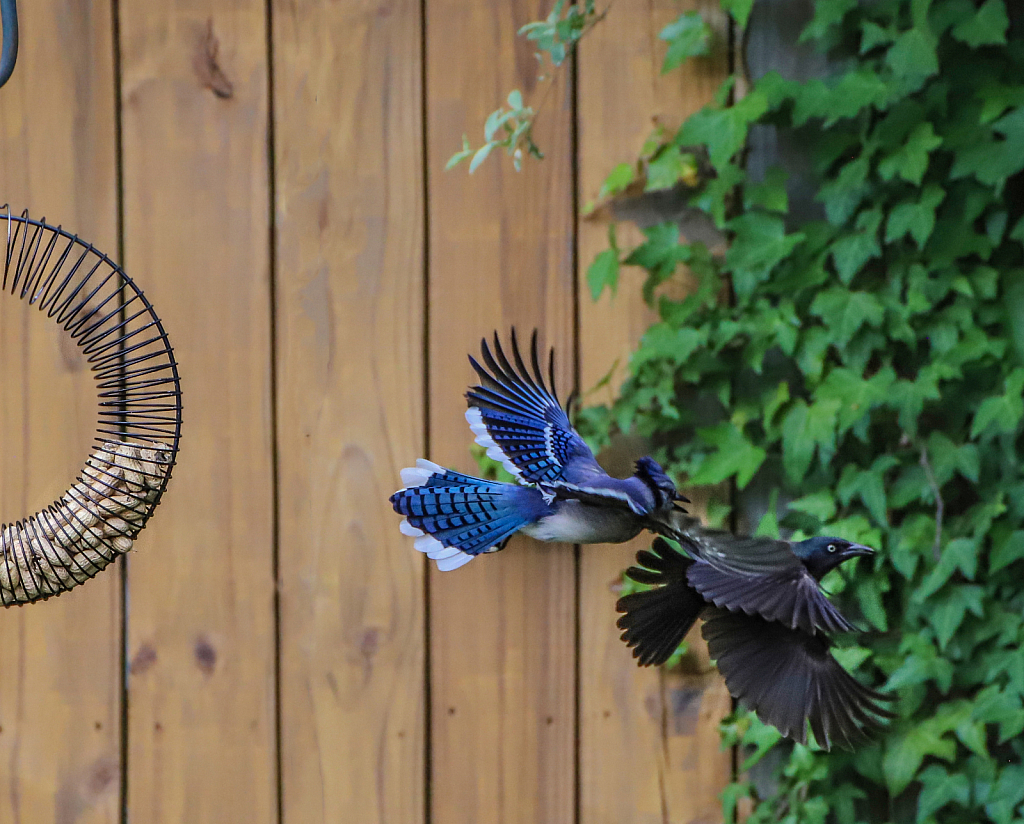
left=0, top=1, right=731, bottom=822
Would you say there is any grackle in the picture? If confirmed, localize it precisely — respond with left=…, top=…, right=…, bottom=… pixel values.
left=616, top=533, right=895, bottom=749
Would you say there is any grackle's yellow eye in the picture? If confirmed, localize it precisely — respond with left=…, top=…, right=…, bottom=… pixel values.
left=827, top=544, right=837, bottom=553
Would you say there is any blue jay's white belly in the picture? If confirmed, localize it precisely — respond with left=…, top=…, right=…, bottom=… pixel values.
left=521, top=501, right=643, bottom=545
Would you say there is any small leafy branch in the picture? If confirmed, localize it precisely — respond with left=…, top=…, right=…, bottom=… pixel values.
left=520, top=0, right=602, bottom=68
left=448, top=1, right=605, bottom=172
left=449, top=0, right=718, bottom=172
left=446, top=91, right=541, bottom=173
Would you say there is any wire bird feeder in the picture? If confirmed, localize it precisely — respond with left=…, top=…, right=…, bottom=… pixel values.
left=0, top=1, right=181, bottom=605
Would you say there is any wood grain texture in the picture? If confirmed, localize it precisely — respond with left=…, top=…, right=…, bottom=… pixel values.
left=426, top=1, right=576, bottom=821
left=577, top=2, right=733, bottom=822
left=118, top=4, right=276, bottom=822
left=273, top=1, right=425, bottom=822
left=0, top=0, right=121, bottom=820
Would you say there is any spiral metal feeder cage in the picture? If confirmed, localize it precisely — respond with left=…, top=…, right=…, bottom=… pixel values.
left=0, top=2, right=182, bottom=606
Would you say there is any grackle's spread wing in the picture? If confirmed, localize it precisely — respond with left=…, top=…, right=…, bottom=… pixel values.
left=677, top=528, right=859, bottom=635
left=465, top=330, right=604, bottom=489
left=616, top=538, right=706, bottom=666
left=702, top=608, right=895, bottom=750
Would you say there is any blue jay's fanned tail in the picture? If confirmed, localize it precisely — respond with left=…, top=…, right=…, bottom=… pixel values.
left=390, top=460, right=549, bottom=571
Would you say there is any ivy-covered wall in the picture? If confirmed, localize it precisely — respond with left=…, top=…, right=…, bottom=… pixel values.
left=579, top=1, right=1024, bottom=821
left=458, top=0, right=1024, bottom=820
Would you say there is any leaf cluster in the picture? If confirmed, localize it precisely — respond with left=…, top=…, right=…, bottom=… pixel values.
left=580, top=0, right=1024, bottom=821
left=448, top=1, right=603, bottom=172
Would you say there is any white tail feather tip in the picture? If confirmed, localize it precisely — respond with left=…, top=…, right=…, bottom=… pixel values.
left=428, top=546, right=462, bottom=560
left=399, top=520, right=424, bottom=537
left=437, top=553, right=474, bottom=571
left=414, top=535, right=445, bottom=554
left=400, top=467, right=433, bottom=486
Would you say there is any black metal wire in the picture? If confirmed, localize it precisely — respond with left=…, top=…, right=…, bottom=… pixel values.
left=0, top=207, right=182, bottom=605
left=0, top=0, right=17, bottom=89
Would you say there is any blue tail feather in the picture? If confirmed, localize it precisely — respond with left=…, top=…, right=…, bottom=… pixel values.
left=390, top=460, right=551, bottom=570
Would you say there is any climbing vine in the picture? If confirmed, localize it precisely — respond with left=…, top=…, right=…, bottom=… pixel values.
left=464, top=0, right=1024, bottom=821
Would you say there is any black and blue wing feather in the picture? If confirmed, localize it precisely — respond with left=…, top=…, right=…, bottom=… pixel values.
left=466, top=330, right=602, bottom=487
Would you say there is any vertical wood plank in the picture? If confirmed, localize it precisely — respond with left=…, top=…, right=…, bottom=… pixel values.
left=119, top=4, right=276, bottom=822
left=0, top=0, right=121, bottom=820
left=577, top=3, right=733, bottom=823
left=273, top=1, right=425, bottom=822
left=426, top=1, right=575, bottom=822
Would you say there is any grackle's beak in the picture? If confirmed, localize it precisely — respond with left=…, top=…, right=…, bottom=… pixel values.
left=844, top=543, right=875, bottom=558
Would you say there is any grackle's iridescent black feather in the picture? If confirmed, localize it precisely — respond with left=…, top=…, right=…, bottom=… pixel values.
left=616, top=536, right=894, bottom=749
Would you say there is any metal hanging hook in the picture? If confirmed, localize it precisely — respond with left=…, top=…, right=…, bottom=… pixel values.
left=0, top=0, right=19, bottom=89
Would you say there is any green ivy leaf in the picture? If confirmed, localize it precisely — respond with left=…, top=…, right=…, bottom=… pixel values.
left=678, top=89, right=768, bottom=168
left=810, top=289, right=885, bottom=348
left=720, top=0, right=754, bottom=28
left=725, top=212, right=805, bottom=299
left=781, top=398, right=840, bottom=483
left=837, top=461, right=891, bottom=525
left=928, top=584, right=985, bottom=649
left=792, top=67, right=890, bottom=127
left=623, top=223, right=691, bottom=302
left=817, top=365, right=895, bottom=435
left=787, top=489, right=837, bottom=522
left=951, top=108, right=1024, bottom=184
left=645, top=148, right=698, bottom=191
left=884, top=715, right=958, bottom=796
left=985, top=765, right=1024, bottom=824
left=886, top=184, right=946, bottom=248
left=597, top=162, right=635, bottom=200
left=885, top=636, right=953, bottom=692
left=950, top=0, right=1009, bottom=47
left=971, top=368, right=1024, bottom=437
left=799, top=0, right=857, bottom=42
left=690, top=421, right=767, bottom=489
left=659, top=12, right=712, bottom=73
left=885, top=27, right=939, bottom=87
left=587, top=248, right=620, bottom=301
left=861, top=20, right=896, bottom=53
left=632, top=323, right=706, bottom=368
left=878, top=122, right=942, bottom=185
left=990, top=530, right=1024, bottom=574
left=917, top=764, right=971, bottom=822
left=916, top=537, right=979, bottom=602
left=830, top=228, right=881, bottom=283
left=744, top=167, right=789, bottom=213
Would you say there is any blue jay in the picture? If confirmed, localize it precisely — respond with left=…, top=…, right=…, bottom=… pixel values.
left=390, top=331, right=689, bottom=570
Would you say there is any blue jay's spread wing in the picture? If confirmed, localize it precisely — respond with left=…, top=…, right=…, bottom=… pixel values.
left=673, top=527, right=859, bottom=635
left=616, top=538, right=705, bottom=665
left=466, top=330, right=603, bottom=488
left=702, top=608, right=895, bottom=750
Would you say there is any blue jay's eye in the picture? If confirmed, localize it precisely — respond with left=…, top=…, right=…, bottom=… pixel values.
left=827, top=543, right=837, bottom=553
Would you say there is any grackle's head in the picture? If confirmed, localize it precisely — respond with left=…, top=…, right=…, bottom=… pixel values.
left=633, top=457, right=690, bottom=509
left=792, top=536, right=875, bottom=580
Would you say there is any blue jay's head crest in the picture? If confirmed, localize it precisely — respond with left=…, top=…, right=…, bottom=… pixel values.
left=633, top=457, right=689, bottom=509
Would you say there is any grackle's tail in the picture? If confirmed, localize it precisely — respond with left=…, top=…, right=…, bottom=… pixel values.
left=390, top=459, right=550, bottom=571
left=616, top=538, right=706, bottom=666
